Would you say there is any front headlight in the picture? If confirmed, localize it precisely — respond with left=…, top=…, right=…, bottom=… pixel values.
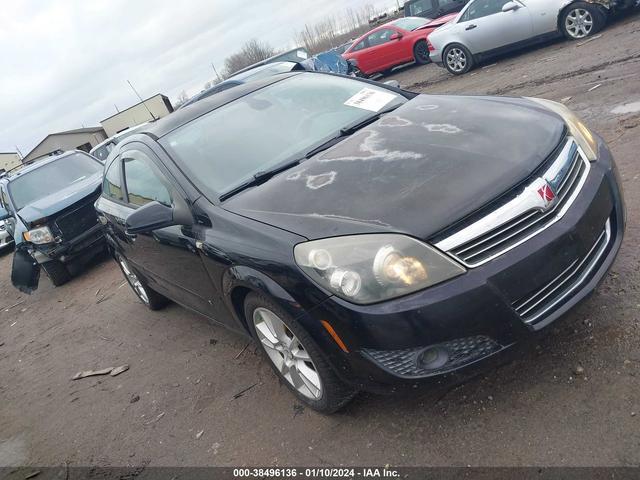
left=294, top=234, right=465, bottom=304
left=23, top=226, right=54, bottom=244
left=528, top=97, right=598, bottom=161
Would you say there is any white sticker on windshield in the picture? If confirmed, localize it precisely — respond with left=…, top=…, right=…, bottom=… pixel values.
left=344, top=88, right=396, bottom=112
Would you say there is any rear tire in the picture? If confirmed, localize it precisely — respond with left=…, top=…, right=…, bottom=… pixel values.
left=41, top=260, right=71, bottom=286
left=115, top=254, right=169, bottom=310
left=244, top=292, right=357, bottom=413
left=443, top=44, right=474, bottom=75
left=413, top=40, right=431, bottom=65
left=560, top=2, right=606, bottom=40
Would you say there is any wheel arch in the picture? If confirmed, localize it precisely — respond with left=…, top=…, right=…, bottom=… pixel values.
left=557, top=0, right=609, bottom=31
left=223, top=266, right=326, bottom=336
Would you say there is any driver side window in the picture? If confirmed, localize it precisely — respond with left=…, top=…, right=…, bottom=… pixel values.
left=366, top=29, right=395, bottom=48
left=461, top=0, right=510, bottom=21
left=122, top=150, right=172, bottom=208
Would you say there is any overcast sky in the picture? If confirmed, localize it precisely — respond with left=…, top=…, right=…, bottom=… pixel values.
left=0, top=0, right=395, bottom=156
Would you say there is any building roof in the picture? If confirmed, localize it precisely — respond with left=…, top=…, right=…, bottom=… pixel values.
left=100, top=93, right=172, bottom=123
left=23, top=126, right=105, bottom=160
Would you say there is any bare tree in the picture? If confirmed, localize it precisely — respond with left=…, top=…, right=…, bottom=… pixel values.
left=174, top=90, right=190, bottom=108
left=223, top=39, right=277, bottom=76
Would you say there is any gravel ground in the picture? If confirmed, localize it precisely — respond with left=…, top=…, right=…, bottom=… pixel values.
left=1, top=12, right=639, bottom=469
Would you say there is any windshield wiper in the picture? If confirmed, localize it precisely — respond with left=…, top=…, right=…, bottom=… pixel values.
left=339, top=104, right=402, bottom=136
left=219, top=158, right=302, bottom=201
left=219, top=104, right=402, bottom=201
left=304, top=104, right=404, bottom=159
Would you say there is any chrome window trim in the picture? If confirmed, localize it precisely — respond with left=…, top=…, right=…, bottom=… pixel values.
left=435, top=138, right=591, bottom=267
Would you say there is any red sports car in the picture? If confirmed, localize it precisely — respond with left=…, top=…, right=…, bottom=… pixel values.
left=343, top=14, right=457, bottom=76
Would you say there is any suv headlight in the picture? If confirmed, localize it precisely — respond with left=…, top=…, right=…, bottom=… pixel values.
left=528, top=97, right=598, bottom=161
left=294, top=234, right=465, bottom=304
left=23, top=226, right=54, bottom=244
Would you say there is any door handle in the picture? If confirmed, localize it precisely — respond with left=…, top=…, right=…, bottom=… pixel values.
left=466, top=24, right=477, bottom=30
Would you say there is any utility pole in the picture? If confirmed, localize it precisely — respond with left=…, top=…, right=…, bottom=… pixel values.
left=127, top=79, right=157, bottom=121
left=211, top=62, right=222, bottom=83
left=114, top=104, right=120, bottom=113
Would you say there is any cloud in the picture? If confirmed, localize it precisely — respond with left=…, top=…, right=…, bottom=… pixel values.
left=0, top=0, right=392, bottom=155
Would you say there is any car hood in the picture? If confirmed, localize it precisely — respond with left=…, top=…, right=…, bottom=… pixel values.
left=223, top=95, right=566, bottom=240
left=422, top=12, right=458, bottom=29
left=17, top=173, right=103, bottom=226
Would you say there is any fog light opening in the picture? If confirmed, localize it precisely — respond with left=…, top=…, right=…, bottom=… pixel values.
left=418, top=346, right=449, bottom=370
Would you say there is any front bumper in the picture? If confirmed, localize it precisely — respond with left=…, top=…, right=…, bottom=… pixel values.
left=0, top=229, right=15, bottom=248
left=31, top=224, right=106, bottom=264
left=308, top=137, right=624, bottom=391
left=429, top=50, right=443, bottom=66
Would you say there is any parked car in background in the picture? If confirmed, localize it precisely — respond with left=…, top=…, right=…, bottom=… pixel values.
left=96, top=71, right=623, bottom=412
left=233, top=47, right=310, bottom=76
left=179, top=62, right=306, bottom=109
left=0, top=151, right=106, bottom=292
left=0, top=219, right=14, bottom=251
left=428, top=0, right=638, bottom=75
left=90, top=122, right=150, bottom=162
left=180, top=54, right=360, bottom=109
left=343, top=14, right=457, bottom=76
left=331, top=40, right=355, bottom=55
left=404, top=0, right=469, bottom=19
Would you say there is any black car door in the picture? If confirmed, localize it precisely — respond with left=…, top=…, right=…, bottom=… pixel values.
left=97, top=143, right=217, bottom=318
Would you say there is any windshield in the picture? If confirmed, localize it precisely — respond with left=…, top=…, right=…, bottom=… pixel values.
left=160, top=74, right=406, bottom=199
left=393, top=16, right=431, bottom=30
left=91, top=141, right=116, bottom=162
left=8, top=153, right=102, bottom=210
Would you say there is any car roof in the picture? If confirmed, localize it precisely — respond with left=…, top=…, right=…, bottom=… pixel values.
left=139, top=71, right=303, bottom=139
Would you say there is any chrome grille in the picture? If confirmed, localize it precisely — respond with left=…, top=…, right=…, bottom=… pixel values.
left=435, top=138, right=590, bottom=267
left=512, top=218, right=612, bottom=324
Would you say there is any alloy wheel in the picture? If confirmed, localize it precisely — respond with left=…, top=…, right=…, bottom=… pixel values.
left=414, top=42, right=430, bottom=63
left=253, top=307, right=322, bottom=400
left=565, top=8, right=593, bottom=38
left=118, top=257, right=150, bottom=305
left=446, top=48, right=467, bottom=73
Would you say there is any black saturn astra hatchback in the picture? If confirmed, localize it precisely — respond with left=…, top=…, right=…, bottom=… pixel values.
left=96, top=72, right=624, bottom=412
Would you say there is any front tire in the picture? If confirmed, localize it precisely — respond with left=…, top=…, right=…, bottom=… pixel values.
left=560, top=2, right=606, bottom=40
left=115, top=254, right=169, bottom=310
left=413, top=40, right=431, bottom=65
left=41, top=260, right=71, bottom=286
left=244, top=292, right=356, bottom=413
left=443, top=44, right=474, bottom=75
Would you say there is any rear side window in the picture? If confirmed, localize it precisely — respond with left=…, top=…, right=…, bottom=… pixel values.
left=122, top=150, right=171, bottom=208
left=103, top=159, right=124, bottom=201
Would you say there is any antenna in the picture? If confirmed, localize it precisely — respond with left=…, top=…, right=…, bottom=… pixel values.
left=211, top=62, right=222, bottom=83
left=127, top=80, right=157, bottom=121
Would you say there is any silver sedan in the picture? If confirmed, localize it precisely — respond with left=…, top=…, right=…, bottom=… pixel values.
left=428, top=0, right=624, bottom=75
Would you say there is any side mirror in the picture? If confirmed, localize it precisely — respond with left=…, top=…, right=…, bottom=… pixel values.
left=0, top=206, right=10, bottom=221
left=502, top=1, right=519, bottom=12
left=390, top=33, right=403, bottom=41
left=126, top=201, right=176, bottom=234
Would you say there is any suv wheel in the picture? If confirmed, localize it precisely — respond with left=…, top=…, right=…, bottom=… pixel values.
left=443, top=44, right=474, bottom=75
left=244, top=292, right=356, bottom=413
left=41, top=260, right=71, bottom=286
left=561, top=2, right=605, bottom=40
left=116, top=254, right=169, bottom=310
